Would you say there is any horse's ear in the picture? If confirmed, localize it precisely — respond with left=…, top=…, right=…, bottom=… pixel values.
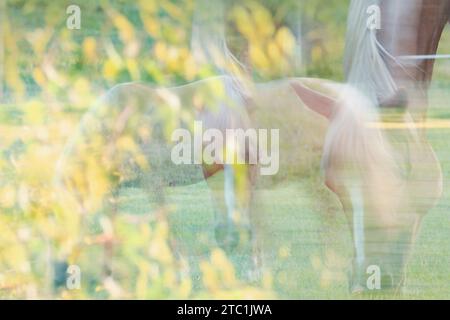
left=290, top=82, right=337, bottom=119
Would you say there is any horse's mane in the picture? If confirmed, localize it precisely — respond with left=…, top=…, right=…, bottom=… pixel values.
left=344, top=0, right=398, bottom=104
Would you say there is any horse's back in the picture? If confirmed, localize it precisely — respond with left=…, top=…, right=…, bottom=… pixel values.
left=250, top=79, right=329, bottom=182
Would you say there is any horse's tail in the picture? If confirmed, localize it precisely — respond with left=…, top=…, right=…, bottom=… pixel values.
left=321, top=82, right=397, bottom=179
left=344, top=0, right=397, bottom=104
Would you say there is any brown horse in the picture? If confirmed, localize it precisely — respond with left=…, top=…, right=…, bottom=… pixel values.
left=188, top=0, right=445, bottom=293
left=344, top=0, right=448, bottom=292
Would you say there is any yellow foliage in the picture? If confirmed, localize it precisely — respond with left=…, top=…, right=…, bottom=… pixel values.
left=154, top=42, right=168, bottom=62
left=142, top=15, right=161, bottom=38
left=200, top=260, right=220, bottom=292
left=0, top=185, right=16, bottom=209
left=211, top=249, right=237, bottom=287
left=71, top=77, right=92, bottom=109
left=103, top=59, right=120, bottom=81
left=32, top=68, right=47, bottom=87
left=249, top=44, right=270, bottom=70
left=111, top=12, right=135, bottom=44
left=23, top=100, right=46, bottom=125
left=250, top=2, right=275, bottom=38
left=233, top=6, right=256, bottom=42
left=0, top=2, right=280, bottom=300
left=126, top=59, right=140, bottom=80
left=138, top=0, right=157, bottom=14
left=267, top=41, right=282, bottom=63
left=82, top=37, right=97, bottom=63
left=276, top=27, right=296, bottom=55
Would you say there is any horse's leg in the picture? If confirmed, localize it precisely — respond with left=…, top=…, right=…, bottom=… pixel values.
left=412, top=0, right=450, bottom=127
left=378, top=0, right=425, bottom=120
left=379, top=0, right=446, bottom=205
left=378, top=0, right=450, bottom=120
left=203, top=161, right=260, bottom=279
left=377, top=1, right=448, bottom=291
left=418, top=0, right=450, bottom=85
left=204, top=163, right=254, bottom=248
left=231, top=163, right=262, bottom=281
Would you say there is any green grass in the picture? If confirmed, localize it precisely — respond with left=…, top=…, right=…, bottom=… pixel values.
left=161, top=173, right=449, bottom=299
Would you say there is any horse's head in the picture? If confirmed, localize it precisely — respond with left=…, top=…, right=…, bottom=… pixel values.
left=291, top=81, right=442, bottom=294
